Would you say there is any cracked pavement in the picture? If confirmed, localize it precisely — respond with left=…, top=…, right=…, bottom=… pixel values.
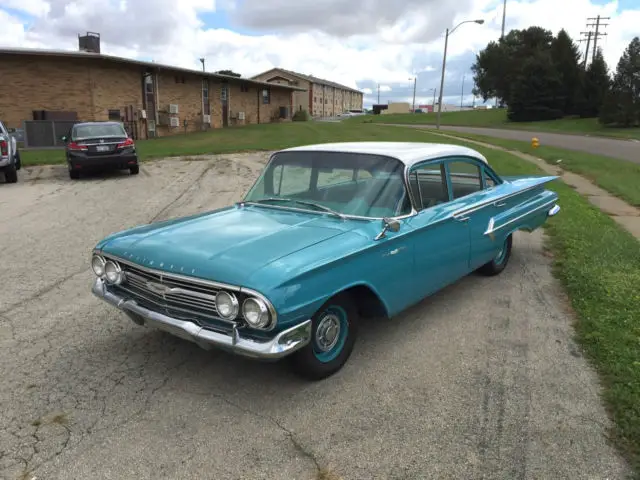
left=0, top=154, right=630, bottom=479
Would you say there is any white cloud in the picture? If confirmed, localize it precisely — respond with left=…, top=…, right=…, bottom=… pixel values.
left=0, top=0, right=638, bottom=104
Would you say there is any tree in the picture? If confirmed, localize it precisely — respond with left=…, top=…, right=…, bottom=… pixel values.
left=578, top=48, right=610, bottom=117
left=215, top=70, right=241, bottom=77
left=599, top=37, right=640, bottom=127
left=472, top=26, right=555, bottom=106
left=507, top=49, right=564, bottom=121
left=550, top=29, right=584, bottom=115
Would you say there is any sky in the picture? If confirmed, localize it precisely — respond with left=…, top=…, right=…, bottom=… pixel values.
left=1, top=0, right=639, bottom=109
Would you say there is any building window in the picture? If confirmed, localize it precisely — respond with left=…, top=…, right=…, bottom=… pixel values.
left=202, top=79, right=210, bottom=115
left=241, top=84, right=249, bottom=92
left=108, top=109, right=121, bottom=121
left=175, top=75, right=185, bottom=83
left=262, top=88, right=270, bottom=104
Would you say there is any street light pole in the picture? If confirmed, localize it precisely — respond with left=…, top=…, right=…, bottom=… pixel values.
left=501, top=0, right=507, bottom=39
left=199, top=57, right=205, bottom=72
left=432, top=88, right=437, bottom=107
left=460, top=74, right=465, bottom=109
left=436, top=19, right=484, bottom=129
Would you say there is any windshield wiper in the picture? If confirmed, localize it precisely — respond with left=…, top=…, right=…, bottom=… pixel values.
left=246, top=197, right=345, bottom=219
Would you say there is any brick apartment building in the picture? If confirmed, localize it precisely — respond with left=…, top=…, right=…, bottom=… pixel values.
left=250, top=68, right=364, bottom=118
left=0, top=33, right=304, bottom=145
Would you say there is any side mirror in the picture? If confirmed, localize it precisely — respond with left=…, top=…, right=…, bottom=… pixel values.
left=374, top=217, right=401, bottom=240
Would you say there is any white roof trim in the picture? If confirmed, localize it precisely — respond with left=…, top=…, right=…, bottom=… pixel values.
left=277, top=142, right=489, bottom=168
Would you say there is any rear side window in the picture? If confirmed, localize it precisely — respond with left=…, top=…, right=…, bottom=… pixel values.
left=447, top=160, right=482, bottom=200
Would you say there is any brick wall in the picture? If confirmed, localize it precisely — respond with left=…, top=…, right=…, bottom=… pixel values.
left=0, top=56, right=95, bottom=129
left=155, top=70, right=206, bottom=135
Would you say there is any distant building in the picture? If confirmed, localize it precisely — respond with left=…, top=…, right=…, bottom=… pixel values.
left=381, top=102, right=411, bottom=114
left=251, top=68, right=363, bottom=117
left=0, top=32, right=303, bottom=146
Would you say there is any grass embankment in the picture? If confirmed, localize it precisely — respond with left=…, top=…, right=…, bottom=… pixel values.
left=19, top=121, right=640, bottom=471
left=427, top=130, right=640, bottom=207
left=347, top=108, right=640, bottom=141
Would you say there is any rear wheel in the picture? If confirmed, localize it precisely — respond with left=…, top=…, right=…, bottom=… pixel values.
left=289, top=293, right=358, bottom=380
left=129, top=165, right=139, bottom=175
left=3, top=165, right=18, bottom=183
left=69, top=168, right=80, bottom=180
left=14, top=150, right=21, bottom=170
left=478, top=234, right=513, bottom=276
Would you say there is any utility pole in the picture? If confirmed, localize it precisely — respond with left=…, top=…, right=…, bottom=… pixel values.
left=500, top=0, right=507, bottom=39
left=587, top=15, right=609, bottom=61
left=410, top=77, right=417, bottom=113
left=579, top=31, right=593, bottom=68
left=377, top=84, right=380, bottom=104
left=460, top=74, right=465, bottom=109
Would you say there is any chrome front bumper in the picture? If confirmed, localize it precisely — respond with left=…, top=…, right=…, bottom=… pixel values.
left=92, top=278, right=311, bottom=360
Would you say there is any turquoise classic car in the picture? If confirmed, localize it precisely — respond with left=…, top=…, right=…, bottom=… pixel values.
left=91, top=142, right=560, bottom=380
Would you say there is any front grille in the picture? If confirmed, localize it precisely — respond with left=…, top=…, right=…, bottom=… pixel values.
left=110, top=261, right=234, bottom=329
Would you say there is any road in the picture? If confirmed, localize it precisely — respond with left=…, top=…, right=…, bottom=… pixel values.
left=387, top=124, right=640, bottom=164
left=0, top=157, right=629, bottom=479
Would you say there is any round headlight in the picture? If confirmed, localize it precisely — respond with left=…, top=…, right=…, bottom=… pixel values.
left=104, top=260, right=123, bottom=285
left=242, top=297, right=269, bottom=328
left=215, top=291, right=239, bottom=319
left=91, top=255, right=106, bottom=277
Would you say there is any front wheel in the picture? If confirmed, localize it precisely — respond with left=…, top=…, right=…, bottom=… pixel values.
left=478, top=233, right=513, bottom=276
left=3, top=165, right=18, bottom=183
left=129, top=165, right=139, bottom=175
left=289, top=293, right=358, bottom=380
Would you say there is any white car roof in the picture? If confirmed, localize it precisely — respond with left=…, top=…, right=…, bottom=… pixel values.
left=278, top=141, right=488, bottom=168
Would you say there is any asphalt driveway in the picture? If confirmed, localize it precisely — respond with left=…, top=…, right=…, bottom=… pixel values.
left=391, top=124, right=640, bottom=164
left=0, top=156, right=629, bottom=479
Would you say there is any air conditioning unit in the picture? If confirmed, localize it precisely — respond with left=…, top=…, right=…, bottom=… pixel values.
left=157, top=114, right=171, bottom=126
left=170, top=117, right=180, bottom=127
left=238, top=111, right=245, bottom=120
left=169, top=104, right=179, bottom=114
left=147, top=119, right=156, bottom=132
left=202, top=114, right=211, bottom=124
left=139, top=109, right=147, bottom=119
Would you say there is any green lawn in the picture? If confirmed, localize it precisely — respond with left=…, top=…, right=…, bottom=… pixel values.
left=20, top=121, right=640, bottom=473
left=348, top=109, right=640, bottom=141
left=425, top=130, right=640, bottom=207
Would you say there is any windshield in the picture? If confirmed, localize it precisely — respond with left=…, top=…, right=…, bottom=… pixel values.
left=243, top=151, right=412, bottom=218
left=72, top=124, right=126, bottom=140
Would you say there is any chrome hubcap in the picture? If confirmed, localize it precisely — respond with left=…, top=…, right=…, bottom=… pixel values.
left=315, top=314, right=340, bottom=352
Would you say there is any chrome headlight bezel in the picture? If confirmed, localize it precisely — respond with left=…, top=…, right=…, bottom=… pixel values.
left=242, top=297, right=270, bottom=329
left=215, top=291, right=239, bottom=320
left=104, top=259, right=124, bottom=285
left=91, top=254, right=106, bottom=277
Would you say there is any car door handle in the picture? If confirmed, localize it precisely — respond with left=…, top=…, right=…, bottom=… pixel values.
left=494, top=201, right=506, bottom=207
left=455, top=215, right=469, bottom=222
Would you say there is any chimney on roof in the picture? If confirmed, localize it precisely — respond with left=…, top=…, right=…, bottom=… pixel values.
left=78, top=32, right=101, bottom=53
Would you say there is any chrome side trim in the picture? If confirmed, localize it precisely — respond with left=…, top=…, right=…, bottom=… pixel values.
left=92, top=278, right=311, bottom=360
left=548, top=204, right=561, bottom=217
left=97, top=251, right=278, bottom=330
left=452, top=182, right=553, bottom=218
left=484, top=199, right=558, bottom=236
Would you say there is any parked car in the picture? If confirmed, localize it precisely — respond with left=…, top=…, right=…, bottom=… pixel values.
left=90, top=142, right=560, bottom=380
left=0, top=120, right=21, bottom=183
left=62, top=121, right=139, bottom=179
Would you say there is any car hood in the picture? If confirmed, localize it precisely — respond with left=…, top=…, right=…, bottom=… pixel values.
left=97, top=205, right=356, bottom=287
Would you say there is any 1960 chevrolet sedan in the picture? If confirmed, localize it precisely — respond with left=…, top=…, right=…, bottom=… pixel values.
left=91, top=142, right=560, bottom=380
